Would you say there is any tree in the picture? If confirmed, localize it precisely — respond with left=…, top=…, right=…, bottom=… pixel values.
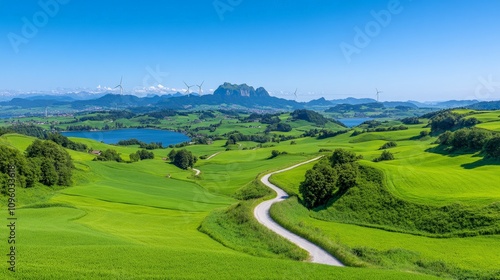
left=136, top=149, right=155, bottom=160
left=330, top=148, right=362, bottom=166
left=299, top=161, right=337, bottom=209
left=0, top=145, right=30, bottom=189
left=270, top=150, right=281, bottom=159
left=25, top=139, right=73, bottom=186
left=335, top=163, right=358, bottom=192
left=39, top=159, right=58, bottom=186
left=129, top=152, right=140, bottom=162
left=172, top=149, right=197, bottom=169
left=94, top=149, right=122, bottom=162
left=168, top=149, right=177, bottom=160
left=330, top=149, right=361, bottom=192
left=484, top=137, right=500, bottom=159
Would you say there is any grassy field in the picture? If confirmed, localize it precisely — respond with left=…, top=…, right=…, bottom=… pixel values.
left=1, top=110, right=499, bottom=279
left=267, top=123, right=500, bottom=278
left=0, top=133, right=440, bottom=279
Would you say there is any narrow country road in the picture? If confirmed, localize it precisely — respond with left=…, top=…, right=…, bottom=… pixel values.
left=192, top=168, right=201, bottom=176
left=206, top=152, right=221, bottom=160
left=253, top=157, right=344, bottom=267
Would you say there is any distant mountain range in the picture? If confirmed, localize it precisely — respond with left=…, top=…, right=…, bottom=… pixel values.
left=0, top=82, right=493, bottom=112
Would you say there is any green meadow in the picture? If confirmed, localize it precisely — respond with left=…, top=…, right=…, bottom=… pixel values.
left=267, top=120, right=500, bottom=279
left=1, top=110, right=499, bottom=279
left=0, top=133, right=440, bottom=279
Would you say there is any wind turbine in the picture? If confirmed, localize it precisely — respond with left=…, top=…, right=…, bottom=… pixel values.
left=293, top=88, right=298, bottom=99
left=184, top=81, right=194, bottom=96
left=114, top=76, right=123, bottom=95
left=196, top=81, right=204, bottom=95
left=375, top=88, right=383, bottom=102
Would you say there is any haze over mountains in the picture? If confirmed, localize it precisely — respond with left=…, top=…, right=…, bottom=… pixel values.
left=0, top=83, right=493, bottom=112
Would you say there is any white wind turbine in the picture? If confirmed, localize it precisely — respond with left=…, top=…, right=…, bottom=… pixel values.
left=184, top=81, right=194, bottom=96
left=114, top=76, right=124, bottom=95
left=376, top=88, right=383, bottom=102
left=196, top=81, right=204, bottom=95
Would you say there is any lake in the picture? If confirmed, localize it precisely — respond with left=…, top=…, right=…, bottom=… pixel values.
left=338, top=118, right=372, bottom=128
left=62, top=128, right=190, bottom=145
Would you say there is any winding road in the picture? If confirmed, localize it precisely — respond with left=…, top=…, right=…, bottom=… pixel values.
left=253, top=157, right=344, bottom=266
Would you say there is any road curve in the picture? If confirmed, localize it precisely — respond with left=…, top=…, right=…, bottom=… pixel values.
left=253, top=157, right=344, bottom=266
left=192, top=168, right=201, bottom=176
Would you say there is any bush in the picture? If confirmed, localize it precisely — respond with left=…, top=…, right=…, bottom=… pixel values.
left=94, top=149, right=122, bottom=162
left=373, top=150, right=395, bottom=162
left=419, top=130, right=430, bottom=138
left=379, top=141, right=397, bottom=150
left=484, top=137, right=500, bottom=159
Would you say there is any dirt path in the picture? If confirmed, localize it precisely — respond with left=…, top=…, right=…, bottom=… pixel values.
left=253, top=157, right=344, bottom=266
left=206, top=152, right=221, bottom=160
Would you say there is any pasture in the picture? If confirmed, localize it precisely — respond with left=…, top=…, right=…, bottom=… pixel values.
left=0, top=133, right=438, bottom=279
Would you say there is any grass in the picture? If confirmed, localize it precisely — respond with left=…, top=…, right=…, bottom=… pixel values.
left=0, top=134, right=439, bottom=279
left=269, top=160, right=500, bottom=279
left=2, top=112, right=499, bottom=279
left=271, top=198, right=500, bottom=279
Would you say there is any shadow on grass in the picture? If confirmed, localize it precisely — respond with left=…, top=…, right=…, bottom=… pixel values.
left=425, top=145, right=477, bottom=158
left=461, top=158, right=500, bottom=169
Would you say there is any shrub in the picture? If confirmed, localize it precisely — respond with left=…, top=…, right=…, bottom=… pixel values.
left=484, top=137, right=500, bottom=159
left=379, top=141, right=397, bottom=150
left=373, top=150, right=395, bottom=162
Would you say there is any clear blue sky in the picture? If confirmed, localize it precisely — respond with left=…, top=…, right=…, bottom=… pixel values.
left=1, top=0, right=500, bottom=101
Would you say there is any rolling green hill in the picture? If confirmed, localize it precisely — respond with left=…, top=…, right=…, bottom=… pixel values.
left=0, top=133, right=438, bottom=279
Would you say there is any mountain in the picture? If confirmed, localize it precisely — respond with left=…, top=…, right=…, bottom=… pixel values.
left=306, top=97, right=333, bottom=106
left=382, top=101, right=418, bottom=108
left=213, top=82, right=270, bottom=98
left=24, top=95, right=76, bottom=102
left=467, top=101, right=500, bottom=110
left=329, top=97, right=377, bottom=105
left=409, top=99, right=479, bottom=108
left=0, top=98, right=68, bottom=108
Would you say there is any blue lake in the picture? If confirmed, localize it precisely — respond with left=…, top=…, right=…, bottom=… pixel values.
left=338, top=118, right=372, bottom=128
left=62, top=129, right=190, bottom=145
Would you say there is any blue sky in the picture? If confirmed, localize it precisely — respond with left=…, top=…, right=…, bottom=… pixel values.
left=1, top=0, right=500, bottom=101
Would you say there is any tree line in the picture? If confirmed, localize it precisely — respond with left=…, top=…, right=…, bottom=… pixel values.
left=437, top=128, right=500, bottom=158
left=0, top=140, right=73, bottom=192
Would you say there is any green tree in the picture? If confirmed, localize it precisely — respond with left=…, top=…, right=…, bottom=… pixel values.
left=270, top=150, right=281, bottom=159
left=94, top=149, right=122, bottom=162
left=335, top=163, right=358, bottom=192
left=0, top=145, right=30, bottom=189
left=330, top=149, right=361, bottom=192
left=25, top=139, right=74, bottom=186
left=39, top=159, right=58, bottom=186
left=129, top=153, right=140, bottom=162
left=330, top=148, right=362, bottom=166
left=172, top=149, right=197, bottom=170
left=299, top=161, right=337, bottom=209
left=484, top=137, right=500, bottom=159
